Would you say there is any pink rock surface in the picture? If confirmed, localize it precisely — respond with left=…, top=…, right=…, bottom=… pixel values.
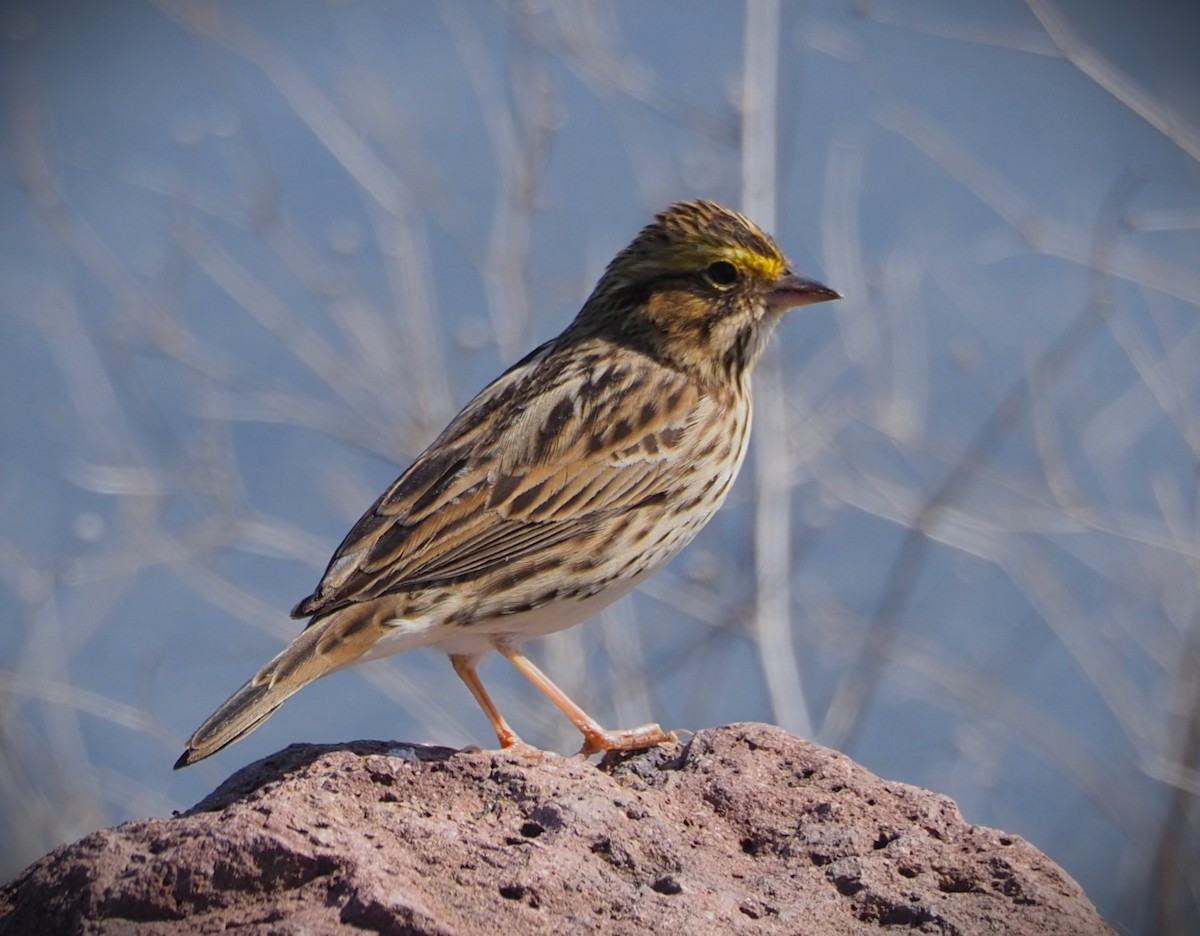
left=0, top=723, right=1113, bottom=934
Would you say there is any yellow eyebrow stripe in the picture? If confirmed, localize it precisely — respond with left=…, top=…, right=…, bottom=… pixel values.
left=712, top=244, right=786, bottom=280
left=660, top=242, right=786, bottom=280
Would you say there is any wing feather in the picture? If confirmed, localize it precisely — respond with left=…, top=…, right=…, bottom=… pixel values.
left=292, top=337, right=706, bottom=620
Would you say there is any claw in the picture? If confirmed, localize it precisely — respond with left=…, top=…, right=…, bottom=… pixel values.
left=577, top=723, right=678, bottom=757
left=500, top=739, right=548, bottom=762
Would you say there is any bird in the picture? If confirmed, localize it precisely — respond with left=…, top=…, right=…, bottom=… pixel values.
left=175, top=199, right=840, bottom=768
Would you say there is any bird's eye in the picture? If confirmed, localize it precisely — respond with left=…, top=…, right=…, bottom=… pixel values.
left=704, top=260, right=739, bottom=288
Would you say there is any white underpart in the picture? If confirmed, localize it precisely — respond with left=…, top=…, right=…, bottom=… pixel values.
left=353, top=567, right=655, bottom=663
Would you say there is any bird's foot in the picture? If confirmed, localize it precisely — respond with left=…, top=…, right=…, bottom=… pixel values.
left=576, top=722, right=679, bottom=757
left=499, top=738, right=548, bottom=761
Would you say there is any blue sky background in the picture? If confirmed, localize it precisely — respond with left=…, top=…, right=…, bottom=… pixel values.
left=2, top=1, right=1198, bottom=931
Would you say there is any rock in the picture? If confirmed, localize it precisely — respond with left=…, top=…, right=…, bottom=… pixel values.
left=0, top=723, right=1112, bottom=935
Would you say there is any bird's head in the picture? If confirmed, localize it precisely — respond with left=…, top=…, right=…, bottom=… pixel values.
left=577, top=200, right=840, bottom=387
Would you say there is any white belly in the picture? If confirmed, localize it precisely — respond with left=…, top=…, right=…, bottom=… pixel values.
left=352, top=566, right=652, bottom=662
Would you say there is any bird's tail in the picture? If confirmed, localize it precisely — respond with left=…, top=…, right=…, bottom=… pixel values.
left=174, top=613, right=363, bottom=769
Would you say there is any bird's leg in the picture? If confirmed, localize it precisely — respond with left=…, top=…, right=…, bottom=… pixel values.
left=449, top=653, right=539, bottom=755
left=494, top=641, right=677, bottom=756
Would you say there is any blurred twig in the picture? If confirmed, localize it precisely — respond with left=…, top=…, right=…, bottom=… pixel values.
left=819, top=172, right=1139, bottom=750
left=742, top=0, right=814, bottom=738
left=1024, top=0, right=1200, bottom=163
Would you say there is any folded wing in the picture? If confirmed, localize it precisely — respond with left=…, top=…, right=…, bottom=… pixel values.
left=292, top=338, right=705, bottom=620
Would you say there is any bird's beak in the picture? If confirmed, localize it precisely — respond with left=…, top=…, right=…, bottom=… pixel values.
left=767, top=272, right=841, bottom=312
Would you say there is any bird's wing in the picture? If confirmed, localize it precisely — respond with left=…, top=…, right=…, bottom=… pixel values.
left=292, top=339, right=707, bottom=619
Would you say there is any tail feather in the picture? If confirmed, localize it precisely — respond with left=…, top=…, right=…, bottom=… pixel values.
left=174, top=615, right=362, bottom=769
